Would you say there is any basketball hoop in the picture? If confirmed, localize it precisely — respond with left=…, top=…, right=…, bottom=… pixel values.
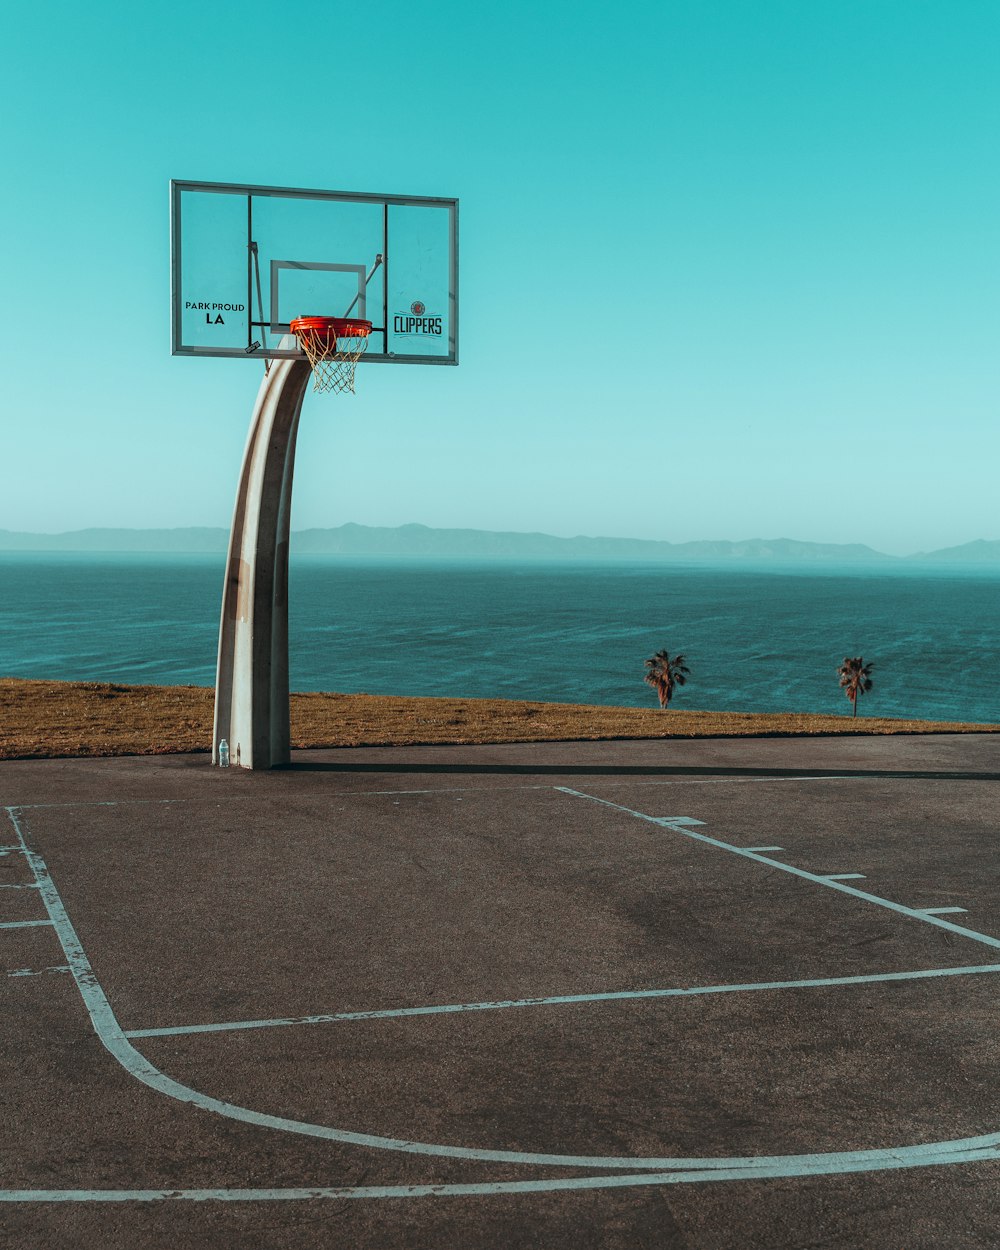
left=289, top=316, right=373, bottom=394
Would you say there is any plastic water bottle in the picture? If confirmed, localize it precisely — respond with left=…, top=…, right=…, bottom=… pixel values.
left=218, top=739, right=230, bottom=768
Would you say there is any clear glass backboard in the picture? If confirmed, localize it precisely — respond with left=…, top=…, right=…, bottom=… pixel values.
left=170, top=181, right=458, bottom=365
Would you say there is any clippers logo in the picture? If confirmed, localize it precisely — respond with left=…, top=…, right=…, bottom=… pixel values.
left=394, top=298, right=442, bottom=337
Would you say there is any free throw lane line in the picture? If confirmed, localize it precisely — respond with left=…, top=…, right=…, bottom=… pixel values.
left=556, top=788, right=1000, bottom=952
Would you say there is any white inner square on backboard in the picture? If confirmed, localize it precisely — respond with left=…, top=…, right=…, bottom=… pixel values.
left=269, top=261, right=367, bottom=333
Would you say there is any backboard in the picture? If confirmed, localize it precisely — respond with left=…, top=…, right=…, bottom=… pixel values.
left=170, top=180, right=458, bottom=365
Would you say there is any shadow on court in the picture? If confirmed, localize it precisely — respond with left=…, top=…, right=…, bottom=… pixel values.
left=285, top=759, right=1000, bottom=782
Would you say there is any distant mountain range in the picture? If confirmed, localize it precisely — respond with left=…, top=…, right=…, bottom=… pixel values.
left=0, top=524, right=998, bottom=563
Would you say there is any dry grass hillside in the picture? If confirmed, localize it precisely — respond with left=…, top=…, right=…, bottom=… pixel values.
left=0, top=678, right=996, bottom=761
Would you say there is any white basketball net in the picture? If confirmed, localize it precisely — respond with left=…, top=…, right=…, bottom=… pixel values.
left=296, top=327, right=371, bottom=395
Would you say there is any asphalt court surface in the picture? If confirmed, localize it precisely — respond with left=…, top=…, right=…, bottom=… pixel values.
left=3, top=734, right=1000, bottom=1248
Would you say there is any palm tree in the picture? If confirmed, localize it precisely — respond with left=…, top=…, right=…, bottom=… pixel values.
left=838, top=656, right=874, bottom=718
left=644, top=651, right=690, bottom=709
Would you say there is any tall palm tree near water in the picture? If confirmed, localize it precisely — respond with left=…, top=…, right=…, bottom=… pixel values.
left=838, top=656, right=874, bottom=718
left=644, top=651, right=690, bottom=709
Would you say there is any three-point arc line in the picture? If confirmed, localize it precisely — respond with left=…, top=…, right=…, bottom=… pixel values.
left=5, top=790, right=1000, bottom=1203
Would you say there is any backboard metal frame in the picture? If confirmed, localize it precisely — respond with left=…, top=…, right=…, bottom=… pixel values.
left=170, top=179, right=459, bottom=365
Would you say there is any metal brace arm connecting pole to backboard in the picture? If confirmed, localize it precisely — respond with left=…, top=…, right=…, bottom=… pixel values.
left=248, top=241, right=271, bottom=370
left=341, top=254, right=383, bottom=320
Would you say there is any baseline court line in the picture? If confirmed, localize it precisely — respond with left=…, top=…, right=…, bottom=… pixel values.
left=126, top=962, right=1000, bottom=1039
left=11, top=800, right=1000, bottom=1188
left=6, top=965, right=70, bottom=978
left=0, top=919, right=54, bottom=930
left=8, top=773, right=864, bottom=812
left=6, top=1142, right=1000, bottom=1203
left=10, top=800, right=187, bottom=811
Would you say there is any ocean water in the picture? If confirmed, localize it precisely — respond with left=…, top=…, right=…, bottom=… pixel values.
left=0, top=553, right=997, bottom=724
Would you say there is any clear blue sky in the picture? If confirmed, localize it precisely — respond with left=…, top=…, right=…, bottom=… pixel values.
left=1, top=0, right=997, bottom=555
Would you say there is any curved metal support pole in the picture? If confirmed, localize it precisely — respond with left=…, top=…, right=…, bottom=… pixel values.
left=213, top=359, right=312, bottom=769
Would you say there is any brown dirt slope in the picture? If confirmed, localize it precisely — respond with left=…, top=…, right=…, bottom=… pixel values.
left=0, top=678, right=996, bottom=761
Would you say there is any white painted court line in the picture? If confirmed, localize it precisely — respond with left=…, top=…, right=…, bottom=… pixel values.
left=6, top=965, right=70, bottom=978
left=0, top=919, right=53, bottom=930
left=919, top=907, right=968, bottom=916
left=8, top=756, right=995, bottom=819
left=4, top=1142, right=1000, bottom=1203
left=12, top=800, right=186, bottom=810
left=557, top=788, right=1000, bottom=953
left=10, top=798, right=1000, bottom=1193
left=6, top=773, right=868, bottom=811
left=126, top=962, right=1000, bottom=1040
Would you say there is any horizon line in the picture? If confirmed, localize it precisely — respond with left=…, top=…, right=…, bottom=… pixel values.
left=0, top=522, right=998, bottom=563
